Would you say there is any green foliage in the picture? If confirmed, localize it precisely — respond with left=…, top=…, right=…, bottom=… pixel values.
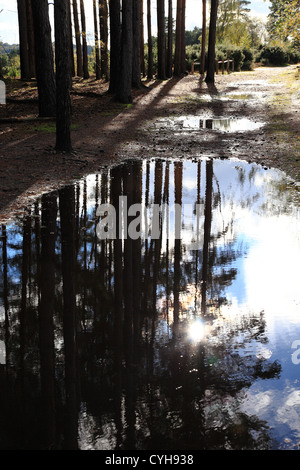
left=267, top=0, right=300, bottom=46
left=185, top=44, right=201, bottom=71
left=258, top=46, right=289, bottom=66
left=242, top=48, right=254, bottom=70
left=216, top=44, right=246, bottom=71
left=0, top=46, right=21, bottom=78
left=185, top=27, right=202, bottom=46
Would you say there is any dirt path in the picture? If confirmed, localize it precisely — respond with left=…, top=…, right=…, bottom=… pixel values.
left=0, top=65, right=299, bottom=224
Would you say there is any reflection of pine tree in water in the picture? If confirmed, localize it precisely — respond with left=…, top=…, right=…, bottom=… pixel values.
left=0, top=159, right=283, bottom=450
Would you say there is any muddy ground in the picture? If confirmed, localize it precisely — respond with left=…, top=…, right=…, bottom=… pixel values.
left=0, top=64, right=299, bottom=224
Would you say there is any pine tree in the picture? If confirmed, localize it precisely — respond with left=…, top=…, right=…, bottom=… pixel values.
left=54, top=0, right=72, bottom=152
left=31, top=0, right=56, bottom=116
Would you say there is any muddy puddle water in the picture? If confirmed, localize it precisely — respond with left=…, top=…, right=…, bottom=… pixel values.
left=153, top=116, right=264, bottom=133
left=1, top=157, right=300, bottom=450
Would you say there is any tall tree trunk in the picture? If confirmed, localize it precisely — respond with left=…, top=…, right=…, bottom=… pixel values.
left=132, top=0, right=142, bottom=88
left=17, top=0, right=31, bottom=80
left=205, top=0, right=219, bottom=84
left=54, top=0, right=72, bottom=152
left=80, top=0, right=90, bottom=79
left=200, top=0, right=207, bottom=75
left=117, top=0, right=133, bottom=103
left=93, top=0, right=101, bottom=79
left=147, top=0, right=153, bottom=79
left=31, top=0, right=56, bottom=117
left=166, top=0, right=173, bottom=78
left=72, top=0, right=83, bottom=77
left=180, top=0, right=186, bottom=73
left=67, top=0, right=75, bottom=77
left=108, top=0, right=121, bottom=93
left=140, top=0, right=146, bottom=78
left=99, top=0, right=109, bottom=80
left=26, top=0, right=36, bottom=78
left=157, top=0, right=166, bottom=79
left=174, top=0, right=182, bottom=76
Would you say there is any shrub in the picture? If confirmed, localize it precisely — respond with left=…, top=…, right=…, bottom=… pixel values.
left=287, top=48, right=300, bottom=64
left=258, top=46, right=289, bottom=66
left=216, top=44, right=246, bottom=71
left=241, top=48, right=254, bottom=70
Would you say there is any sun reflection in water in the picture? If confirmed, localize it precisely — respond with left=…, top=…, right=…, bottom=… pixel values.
left=188, top=319, right=205, bottom=343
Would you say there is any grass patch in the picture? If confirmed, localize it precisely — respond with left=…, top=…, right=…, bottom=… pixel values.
left=31, top=123, right=79, bottom=133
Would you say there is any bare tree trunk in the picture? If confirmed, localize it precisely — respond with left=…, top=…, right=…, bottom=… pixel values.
left=93, top=0, right=101, bottom=79
left=174, top=0, right=182, bottom=76
left=99, top=0, right=109, bottom=80
left=200, top=0, right=207, bottom=75
left=108, top=0, right=121, bottom=93
left=132, top=0, right=142, bottom=88
left=147, top=0, right=153, bottom=79
left=26, top=0, right=36, bottom=78
left=54, top=0, right=72, bottom=152
left=180, top=0, right=186, bottom=73
left=67, top=0, right=75, bottom=77
left=117, top=0, right=133, bottom=103
left=80, top=0, right=89, bottom=79
left=17, top=0, right=31, bottom=80
left=157, top=0, right=166, bottom=79
left=205, top=0, right=219, bottom=84
left=31, top=0, right=56, bottom=117
left=166, top=0, right=173, bottom=78
left=72, top=0, right=83, bottom=77
left=140, top=0, right=145, bottom=78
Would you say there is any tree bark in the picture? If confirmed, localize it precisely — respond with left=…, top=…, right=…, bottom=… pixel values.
left=157, top=0, right=166, bottom=79
left=80, top=0, right=90, bottom=79
left=99, top=0, right=109, bottom=80
left=17, top=0, right=31, bottom=80
left=180, top=0, right=186, bottom=73
left=200, top=0, right=207, bottom=75
left=54, top=0, right=72, bottom=152
left=140, top=0, right=146, bottom=78
left=174, top=0, right=182, bottom=76
left=93, top=0, right=101, bottom=79
left=166, top=0, right=173, bottom=78
left=108, top=0, right=121, bottom=93
left=205, top=0, right=219, bottom=84
left=117, top=0, right=133, bottom=103
left=147, top=0, right=153, bottom=79
left=31, top=0, right=56, bottom=117
left=26, top=0, right=36, bottom=78
left=132, top=0, right=142, bottom=88
left=67, top=0, right=75, bottom=77
left=72, top=0, right=83, bottom=77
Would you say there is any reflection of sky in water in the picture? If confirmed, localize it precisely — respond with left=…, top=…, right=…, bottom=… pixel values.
left=154, top=116, right=264, bottom=132
left=139, top=157, right=300, bottom=447
left=1, top=156, right=300, bottom=449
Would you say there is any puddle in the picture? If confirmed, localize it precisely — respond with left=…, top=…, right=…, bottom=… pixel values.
left=0, top=157, right=300, bottom=450
left=220, top=91, right=268, bottom=101
left=153, top=116, right=264, bottom=132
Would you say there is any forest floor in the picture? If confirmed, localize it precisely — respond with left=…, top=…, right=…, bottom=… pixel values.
left=0, top=64, right=300, bottom=223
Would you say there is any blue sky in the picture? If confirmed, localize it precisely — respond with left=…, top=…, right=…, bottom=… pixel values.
left=0, top=0, right=271, bottom=45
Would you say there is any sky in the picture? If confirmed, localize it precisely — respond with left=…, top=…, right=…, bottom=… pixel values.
left=0, top=0, right=271, bottom=45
